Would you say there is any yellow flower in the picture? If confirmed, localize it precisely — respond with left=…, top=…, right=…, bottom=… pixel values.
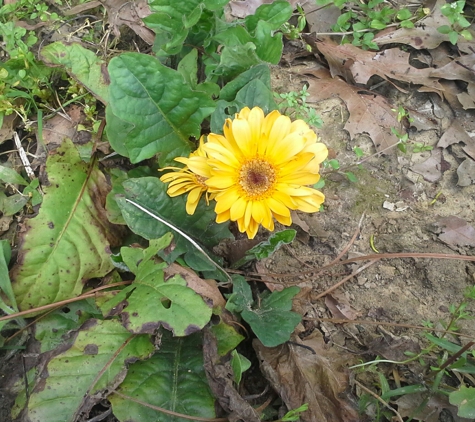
left=188, top=107, right=328, bottom=239
left=159, top=138, right=214, bottom=215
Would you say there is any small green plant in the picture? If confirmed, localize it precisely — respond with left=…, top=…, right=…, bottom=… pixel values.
left=316, top=0, right=416, bottom=50
left=275, top=85, right=323, bottom=127
left=354, top=286, right=475, bottom=421
left=280, top=5, right=313, bottom=51
left=437, top=0, right=473, bottom=45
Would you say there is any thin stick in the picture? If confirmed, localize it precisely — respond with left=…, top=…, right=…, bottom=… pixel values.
left=354, top=380, right=404, bottom=422
left=13, top=132, right=35, bottom=180
left=314, top=259, right=378, bottom=299
left=111, top=391, right=228, bottom=422
left=125, top=199, right=232, bottom=283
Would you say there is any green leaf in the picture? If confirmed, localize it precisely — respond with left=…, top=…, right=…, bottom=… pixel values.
left=177, top=48, right=198, bottom=88
left=21, top=319, right=154, bottom=422
left=34, top=299, right=102, bottom=353
left=1, top=193, right=29, bottom=216
left=231, top=350, right=251, bottom=384
left=211, top=43, right=261, bottom=80
left=232, top=229, right=296, bottom=268
left=253, top=21, right=284, bottom=64
left=116, top=177, right=232, bottom=261
left=0, top=239, right=17, bottom=315
left=219, top=64, right=271, bottom=102
left=243, top=287, right=301, bottom=347
left=396, top=8, right=412, bottom=20
left=450, top=386, right=475, bottom=418
left=210, top=319, right=245, bottom=356
left=345, top=171, right=358, bottom=183
left=370, top=19, right=387, bottom=30
left=225, top=275, right=253, bottom=314
left=144, top=0, right=204, bottom=54
left=106, top=53, right=215, bottom=164
left=101, top=236, right=212, bottom=337
left=235, top=79, right=277, bottom=114
left=0, top=165, right=28, bottom=185
left=437, top=25, right=452, bottom=34
left=245, top=0, right=293, bottom=32
left=40, top=42, right=109, bottom=104
left=110, top=332, right=215, bottom=422
left=10, top=139, right=116, bottom=311
left=449, top=30, right=459, bottom=45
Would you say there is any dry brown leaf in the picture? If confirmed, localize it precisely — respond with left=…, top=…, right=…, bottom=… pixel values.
left=307, top=77, right=400, bottom=151
left=411, top=148, right=444, bottom=183
left=325, top=293, right=360, bottom=320
left=99, top=0, right=154, bottom=45
left=436, top=216, right=475, bottom=247
left=0, top=113, right=18, bottom=144
left=457, top=159, right=475, bottom=186
left=203, top=328, right=261, bottom=422
left=430, top=54, right=475, bottom=84
left=164, top=263, right=226, bottom=309
left=374, top=0, right=475, bottom=54
left=254, top=332, right=359, bottom=422
left=366, top=334, right=421, bottom=362
left=314, top=38, right=444, bottom=95
left=438, top=120, right=471, bottom=148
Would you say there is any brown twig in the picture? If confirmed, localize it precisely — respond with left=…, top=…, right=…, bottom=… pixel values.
left=354, top=380, right=404, bottom=422
left=110, top=391, right=228, bottom=421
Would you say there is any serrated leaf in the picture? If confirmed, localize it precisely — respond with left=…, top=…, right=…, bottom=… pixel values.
left=116, top=177, right=233, bottom=261
left=110, top=332, right=215, bottom=422
left=23, top=319, right=154, bottom=422
left=106, top=53, right=215, bottom=164
left=177, top=48, right=198, bottom=88
left=242, top=287, right=301, bottom=347
left=101, top=236, right=212, bottom=337
left=450, top=386, right=475, bottom=418
left=232, top=229, right=295, bottom=268
left=10, top=140, right=116, bottom=311
left=40, top=42, right=109, bottom=104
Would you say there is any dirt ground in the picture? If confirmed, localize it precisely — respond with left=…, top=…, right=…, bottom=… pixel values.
left=270, top=62, right=475, bottom=359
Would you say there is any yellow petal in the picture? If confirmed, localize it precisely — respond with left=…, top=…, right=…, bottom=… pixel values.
left=215, top=187, right=240, bottom=214
left=186, top=188, right=203, bottom=214
left=230, top=196, right=247, bottom=221
left=266, top=197, right=291, bottom=217
left=232, top=117, right=254, bottom=157
left=206, top=175, right=235, bottom=190
left=246, top=219, right=259, bottom=239
left=187, top=156, right=212, bottom=178
left=204, top=142, right=241, bottom=167
left=216, top=209, right=231, bottom=223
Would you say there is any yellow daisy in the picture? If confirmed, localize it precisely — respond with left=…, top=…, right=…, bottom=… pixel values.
left=159, top=138, right=214, bottom=215
left=187, top=107, right=328, bottom=239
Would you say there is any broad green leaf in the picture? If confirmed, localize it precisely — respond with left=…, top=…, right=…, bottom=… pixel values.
left=10, top=140, right=116, bottom=311
left=210, top=318, right=245, bottom=356
left=245, top=0, right=293, bottom=32
left=204, top=0, right=231, bottom=11
left=211, top=43, right=261, bottom=80
left=1, top=193, right=28, bottom=216
left=40, top=42, right=109, bottom=104
left=243, top=288, right=301, bottom=347
left=235, top=79, right=277, bottom=115
left=144, top=0, right=206, bottom=54
left=226, top=276, right=301, bottom=346
left=0, top=165, right=28, bottom=185
left=21, top=319, right=153, bottom=422
left=116, top=177, right=233, bottom=261
left=107, top=53, right=215, bottom=164
left=110, top=332, right=215, bottom=422
left=232, top=229, right=296, bottom=268
left=34, top=299, right=102, bottom=353
left=253, top=21, right=284, bottom=64
left=450, top=386, right=475, bottom=418
left=101, top=236, right=212, bottom=336
left=231, top=350, right=251, bottom=384
left=219, top=64, right=272, bottom=102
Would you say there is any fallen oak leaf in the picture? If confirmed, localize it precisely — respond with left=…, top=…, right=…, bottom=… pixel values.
left=306, top=77, right=400, bottom=151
